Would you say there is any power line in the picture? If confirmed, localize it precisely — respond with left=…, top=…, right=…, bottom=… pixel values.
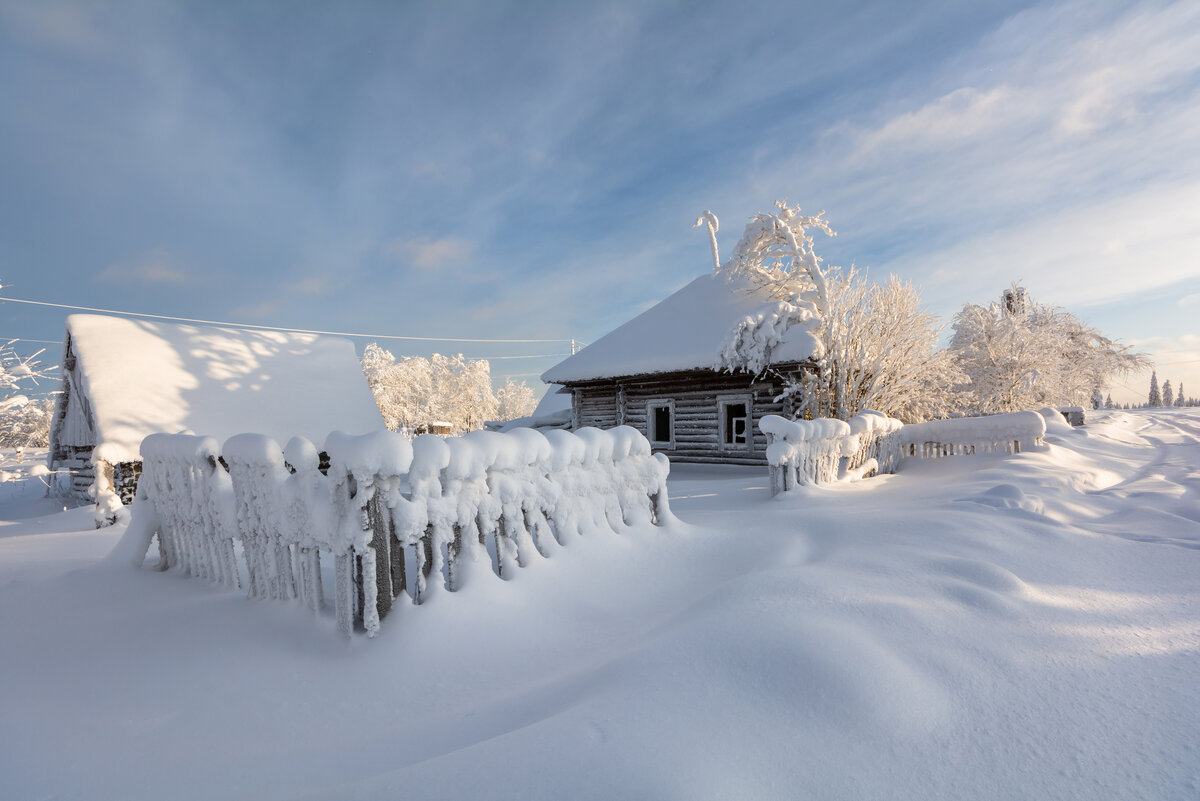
left=0, top=295, right=575, bottom=345
left=1, top=336, right=63, bottom=345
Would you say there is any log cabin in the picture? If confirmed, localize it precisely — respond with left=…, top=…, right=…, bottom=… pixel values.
left=542, top=273, right=818, bottom=465
left=50, top=314, right=385, bottom=505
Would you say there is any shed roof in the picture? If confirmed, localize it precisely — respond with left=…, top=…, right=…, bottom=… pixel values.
left=62, top=314, right=385, bottom=462
left=542, top=273, right=818, bottom=384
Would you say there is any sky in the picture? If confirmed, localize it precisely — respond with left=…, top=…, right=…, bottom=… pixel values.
left=1, top=0, right=1198, bottom=405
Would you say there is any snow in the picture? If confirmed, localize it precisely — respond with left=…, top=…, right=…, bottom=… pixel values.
left=533, top=383, right=571, bottom=415
left=542, top=273, right=819, bottom=383
left=898, top=410, right=1046, bottom=455
left=62, top=314, right=385, bottom=462
left=2, top=409, right=1199, bottom=799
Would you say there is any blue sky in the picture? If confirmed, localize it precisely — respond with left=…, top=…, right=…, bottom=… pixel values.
left=2, top=0, right=1198, bottom=404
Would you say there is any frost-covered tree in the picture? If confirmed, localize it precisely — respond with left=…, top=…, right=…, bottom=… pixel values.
left=0, top=339, right=56, bottom=448
left=1090, top=388, right=1105, bottom=410
left=786, top=270, right=962, bottom=422
left=1148, top=371, right=1162, bottom=407
left=0, top=395, right=55, bottom=448
left=494, top=378, right=537, bottom=421
left=711, top=202, right=958, bottom=422
left=1162, top=380, right=1174, bottom=407
left=1176, top=383, right=1186, bottom=407
left=1105, top=393, right=1114, bottom=409
left=949, top=288, right=1148, bottom=414
left=363, top=344, right=538, bottom=435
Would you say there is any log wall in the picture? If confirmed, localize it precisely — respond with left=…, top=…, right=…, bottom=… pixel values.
left=570, top=367, right=803, bottom=465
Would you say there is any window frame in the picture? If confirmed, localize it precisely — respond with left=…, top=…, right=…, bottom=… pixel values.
left=646, top=398, right=675, bottom=449
left=717, top=394, right=753, bottom=452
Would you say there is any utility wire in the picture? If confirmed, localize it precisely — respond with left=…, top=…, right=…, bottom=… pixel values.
left=0, top=295, right=576, bottom=345
left=1, top=336, right=63, bottom=345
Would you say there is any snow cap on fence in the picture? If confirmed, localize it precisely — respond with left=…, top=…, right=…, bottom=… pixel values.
left=324, top=430, right=414, bottom=477
left=1038, top=407, right=1075, bottom=435
left=283, top=436, right=320, bottom=473
left=898, top=411, right=1045, bottom=447
left=574, top=426, right=614, bottom=466
left=543, top=428, right=587, bottom=471
left=609, top=425, right=649, bottom=460
left=410, top=434, right=451, bottom=484
left=139, top=432, right=221, bottom=464
left=847, top=410, right=905, bottom=437
left=223, top=433, right=287, bottom=468
left=760, top=416, right=851, bottom=467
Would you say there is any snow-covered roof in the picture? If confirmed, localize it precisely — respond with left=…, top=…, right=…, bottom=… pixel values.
left=62, top=314, right=385, bottom=462
left=542, top=273, right=818, bottom=383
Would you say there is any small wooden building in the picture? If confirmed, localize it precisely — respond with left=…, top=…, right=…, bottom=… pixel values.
left=542, top=273, right=818, bottom=465
left=50, top=314, right=386, bottom=504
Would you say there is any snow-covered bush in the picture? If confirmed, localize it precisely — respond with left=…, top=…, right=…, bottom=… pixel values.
left=120, top=425, right=672, bottom=638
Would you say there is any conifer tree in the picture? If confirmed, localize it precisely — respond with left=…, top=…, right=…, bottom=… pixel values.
left=1176, top=383, right=1186, bottom=407
left=1148, top=372, right=1162, bottom=407
left=1163, top=380, right=1174, bottom=407
left=1105, top=393, right=1114, bottom=409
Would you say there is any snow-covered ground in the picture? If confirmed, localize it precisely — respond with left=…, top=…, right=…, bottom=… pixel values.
left=1, top=410, right=1197, bottom=800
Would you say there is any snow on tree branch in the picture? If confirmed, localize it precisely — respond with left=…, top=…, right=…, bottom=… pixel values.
left=362, top=344, right=536, bottom=436
left=949, top=287, right=1149, bottom=413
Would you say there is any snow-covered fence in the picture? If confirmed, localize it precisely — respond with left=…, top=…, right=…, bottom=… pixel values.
left=762, top=411, right=904, bottom=494
left=896, top=411, right=1045, bottom=459
left=121, top=426, right=672, bottom=638
left=762, top=410, right=1047, bottom=495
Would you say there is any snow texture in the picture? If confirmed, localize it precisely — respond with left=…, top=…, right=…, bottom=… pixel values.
left=2, top=409, right=1200, bottom=799
left=542, top=273, right=818, bottom=383
left=63, top=314, right=385, bottom=463
left=119, top=424, right=673, bottom=637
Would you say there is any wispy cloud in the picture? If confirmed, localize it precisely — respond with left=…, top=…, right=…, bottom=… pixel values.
left=383, top=236, right=475, bottom=271
left=96, top=250, right=191, bottom=285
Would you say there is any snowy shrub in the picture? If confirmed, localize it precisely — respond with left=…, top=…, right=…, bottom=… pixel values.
left=120, top=425, right=672, bottom=638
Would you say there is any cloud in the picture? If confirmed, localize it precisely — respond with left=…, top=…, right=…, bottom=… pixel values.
left=1177, top=294, right=1200, bottom=307
left=96, top=250, right=191, bottom=285
left=0, top=1, right=111, bottom=53
left=879, top=178, right=1200, bottom=313
left=287, top=276, right=330, bottom=295
left=848, top=86, right=1021, bottom=159
left=231, top=300, right=281, bottom=320
left=383, top=236, right=475, bottom=271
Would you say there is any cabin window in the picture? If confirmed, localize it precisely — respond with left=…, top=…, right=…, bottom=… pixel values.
left=647, top=400, right=674, bottom=447
left=718, top=396, right=752, bottom=450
